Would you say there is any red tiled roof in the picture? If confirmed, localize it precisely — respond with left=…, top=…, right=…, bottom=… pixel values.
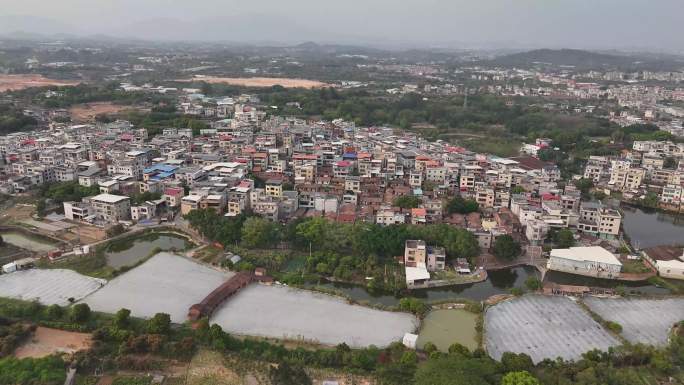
left=509, top=156, right=549, bottom=171
left=411, top=208, right=427, bottom=216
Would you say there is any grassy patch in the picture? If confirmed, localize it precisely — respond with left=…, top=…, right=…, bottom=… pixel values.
left=462, top=137, right=522, bottom=157
left=187, top=350, right=245, bottom=385
left=432, top=270, right=483, bottom=284
left=38, top=230, right=195, bottom=279
left=38, top=253, right=113, bottom=279
left=621, top=259, right=651, bottom=274
left=111, top=376, right=152, bottom=385
left=648, top=276, right=684, bottom=294
left=74, top=375, right=98, bottom=385
left=193, top=245, right=223, bottom=264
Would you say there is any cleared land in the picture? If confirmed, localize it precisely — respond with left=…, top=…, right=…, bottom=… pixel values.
left=0, top=269, right=106, bottom=306
left=69, top=102, right=138, bottom=122
left=83, top=252, right=231, bottom=322
left=584, top=297, right=684, bottom=346
left=177, top=76, right=329, bottom=89
left=0, top=74, right=79, bottom=92
left=185, top=349, right=246, bottom=385
left=14, top=326, right=92, bottom=358
left=211, top=284, right=418, bottom=348
left=485, top=295, right=619, bottom=363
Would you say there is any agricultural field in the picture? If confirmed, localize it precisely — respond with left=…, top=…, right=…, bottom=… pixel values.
left=0, top=269, right=106, bottom=306
left=485, top=295, right=620, bottom=363
left=584, top=297, right=684, bottom=346
left=83, top=252, right=230, bottom=322
left=211, top=284, right=418, bottom=348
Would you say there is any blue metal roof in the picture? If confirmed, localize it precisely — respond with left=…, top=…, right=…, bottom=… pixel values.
left=144, top=163, right=179, bottom=174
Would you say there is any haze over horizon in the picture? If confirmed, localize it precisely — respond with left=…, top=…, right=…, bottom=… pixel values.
left=0, top=0, right=682, bottom=52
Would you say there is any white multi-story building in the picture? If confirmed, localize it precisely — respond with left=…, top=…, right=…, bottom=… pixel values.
left=83, top=193, right=131, bottom=223
left=577, top=202, right=621, bottom=239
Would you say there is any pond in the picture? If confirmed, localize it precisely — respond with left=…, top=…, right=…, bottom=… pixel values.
left=306, top=266, right=539, bottom=306
left=621, top=205, right=684, bottom=249
left=416, top=309, right=478, bottom=352
left=104, top=233, right=193, bottom=269
left=0, top=231, right=58, bottom=253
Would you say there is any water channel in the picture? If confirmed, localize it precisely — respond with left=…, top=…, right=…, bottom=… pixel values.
left=307, top=266, right=540, bottom=306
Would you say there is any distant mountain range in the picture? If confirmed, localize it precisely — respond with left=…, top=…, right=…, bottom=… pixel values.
left=0, top=16, right=682, bottom=68
left=485, top=49, right=684, bottom=71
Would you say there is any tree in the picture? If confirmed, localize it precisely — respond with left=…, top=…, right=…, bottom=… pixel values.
left=446, top=197, right=479, bottom=214
left=448, top=343, right=472, bottom=357
left=241, top=217, right=280, bottom=248
left=641, top=192, right=659, bottom=208
left=0, top=356, right=65, bottom=385
left=70, top=303, right=91, bottom=323
left=106, top=224, right=125, bottom=238
left=492, top=235, right=521, bottom=260
left=554, top=229, right=575, bottom=248
left=573, top=178, right=594, bottom=199
left=524, top=277, right=542, bottom=291
left=664, top=157, right=677, bottom=169
left=501, top=371, right=540, bottom=385
left=511, top=186, right=526, bottom=194
left=45, top=304, right=63, bottom=320
left=398, top=298, right=430, bottom=317
left=422, top=342, right=438, bottom=355
left=0, top=235, right=3, bottom=246
left=295, top=217, right=330, bottom=247
left=393, top=196, right=422, bottom=209
left=269, top=362, right=312, bottom=385
left=400, top=351, right=418, bottom=365
left=147, top=313, right=171, bottom=335
left=501, top=352, right=533, bottom=373
left=114, top=308, right=131, bottom=329
left=185, top=208, right=246, bottom=246
left=414, top=356, right=497, bottom=385
left=200, top=82, right=213, bottom=96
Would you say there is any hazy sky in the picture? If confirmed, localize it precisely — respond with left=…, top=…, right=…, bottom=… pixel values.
left=0, top=0, right=682, bottom=51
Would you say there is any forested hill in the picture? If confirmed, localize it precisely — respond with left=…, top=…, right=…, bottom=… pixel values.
left=485, top=48, right=684, bottom=71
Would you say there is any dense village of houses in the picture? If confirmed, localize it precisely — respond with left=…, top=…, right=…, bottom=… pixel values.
left=1, top=93, right=683, bottom=287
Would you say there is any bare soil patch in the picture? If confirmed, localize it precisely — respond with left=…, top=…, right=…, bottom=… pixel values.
left=14, top=326, right=92, bottom=358
left=177, top=76, right=330, bottom=89
left=186, top=350, right=244, bottom=385
left=69, top=102, right=137, bottom=122
left=0, top=203, right=35, bottom=225
left=0, top=74, right=79, bottom=92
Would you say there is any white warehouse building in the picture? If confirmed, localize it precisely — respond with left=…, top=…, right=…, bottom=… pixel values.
left=547, top=246, right=622, bottom=279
